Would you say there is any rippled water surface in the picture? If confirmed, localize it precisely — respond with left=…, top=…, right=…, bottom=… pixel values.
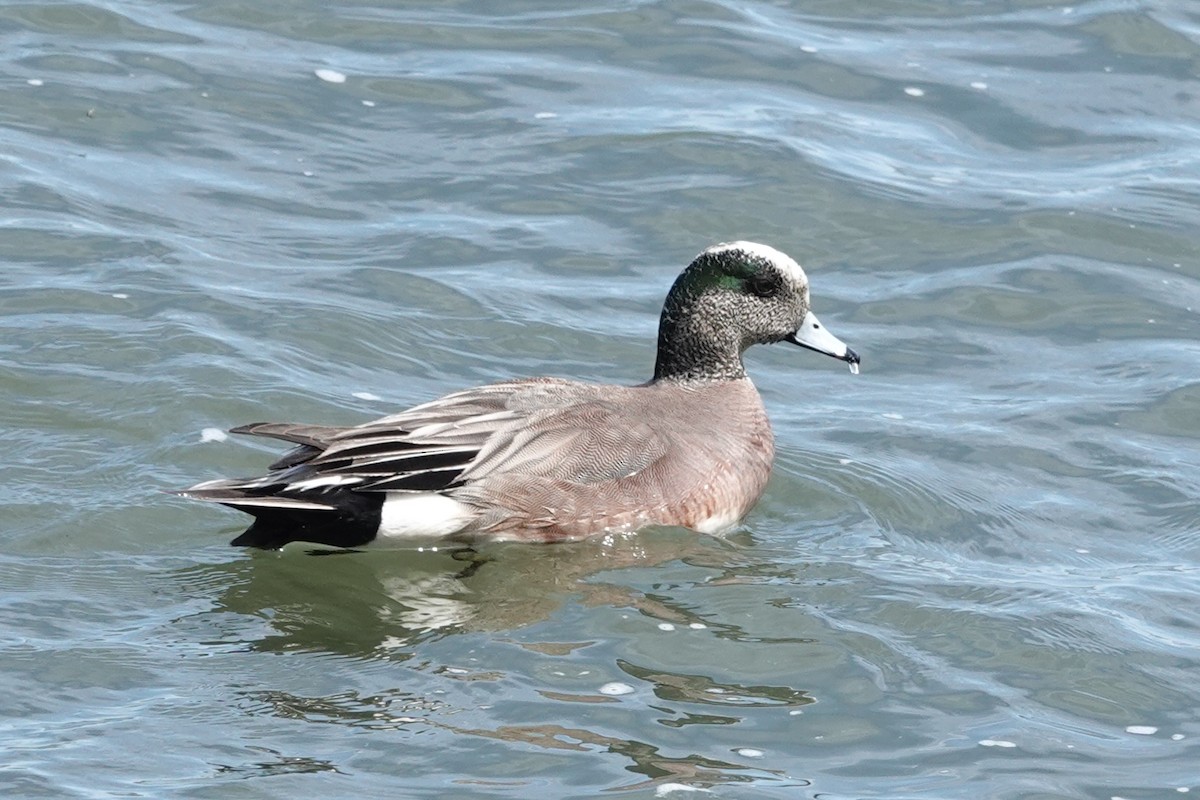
left=3, top=1, right=1199, bottom=797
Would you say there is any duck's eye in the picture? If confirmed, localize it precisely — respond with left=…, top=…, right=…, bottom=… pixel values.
left=745, top=272, right=778, bottom=298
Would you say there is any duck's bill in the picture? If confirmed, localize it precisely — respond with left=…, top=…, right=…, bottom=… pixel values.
left=786, top=311, right=861, bottom=374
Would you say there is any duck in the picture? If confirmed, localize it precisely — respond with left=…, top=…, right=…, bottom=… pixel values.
left=177, top=241, right=859, bottom=549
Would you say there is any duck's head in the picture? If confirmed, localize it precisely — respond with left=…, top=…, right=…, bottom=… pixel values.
left=654, top=241, right=860, bottom=382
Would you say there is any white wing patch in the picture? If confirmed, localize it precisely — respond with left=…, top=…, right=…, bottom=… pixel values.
left=286, top=474, right=366, bottom=491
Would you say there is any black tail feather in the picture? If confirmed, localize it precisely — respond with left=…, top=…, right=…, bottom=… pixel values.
left=226, top=491, right=383, bottom=550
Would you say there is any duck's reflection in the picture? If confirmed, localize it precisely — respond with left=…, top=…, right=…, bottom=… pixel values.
left=194, top=526, right=753, bottom=656
left=182, top=527, right=816, bottom=794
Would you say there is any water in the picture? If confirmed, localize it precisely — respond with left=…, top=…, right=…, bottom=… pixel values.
left=3, top=1, right=1199, bottom=797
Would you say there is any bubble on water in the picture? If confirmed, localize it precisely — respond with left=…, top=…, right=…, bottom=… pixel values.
left=1126, top=725, right=1157, bottom=735
left=200, top=428, right=228, bottom=443
left=979, top=739, right=1016, bottom=748
left=688, top=622, right=707, bottom=629
left=970, top=81, right=988, bottom=90
left=353, top=392, right=382, bottom=401
left=903, top=86, right=925, bottom=97
left=599, top=682, right=634, bottom=696
left=735, top=748, right=764, bottom=758
left=27, top=78, right=44, bottom=86
left=655, top=784, right=709, bottom=796
left=315, top=69, right=347, bottom=83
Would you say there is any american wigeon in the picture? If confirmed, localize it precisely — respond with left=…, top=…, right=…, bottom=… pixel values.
left=179, top=242, right=859, bottom=549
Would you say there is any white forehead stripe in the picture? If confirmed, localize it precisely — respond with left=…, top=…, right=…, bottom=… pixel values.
left=703, top=240, right=806, bottom=283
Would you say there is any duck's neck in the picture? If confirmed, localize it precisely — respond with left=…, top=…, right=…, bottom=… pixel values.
left=652, top=300, right=747, bottom=383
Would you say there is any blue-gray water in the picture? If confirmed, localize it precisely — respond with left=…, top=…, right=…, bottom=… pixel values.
left=3, top=1, right=1199, bottom=798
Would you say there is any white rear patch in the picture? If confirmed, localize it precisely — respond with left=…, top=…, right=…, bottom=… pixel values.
left=704, top=241, right=807, bottom=285
left=377, top=492, right=475, bottom=539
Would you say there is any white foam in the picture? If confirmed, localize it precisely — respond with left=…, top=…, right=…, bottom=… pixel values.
left=979, top=739, right=1016, bottom=748
left=655, top=784, right=709, bottom=796
left=352, top=391, right=382, bottom=401
left=598, top=682, right=635, bottom=696
left=657, top=622, right=676, bottom=631
left=735, top=748, right=764, bottom=758
left=1126, top=725, right=1158, bottom=735
left=200, top=427, right=227, bottom=443
left=315, top=69, right=347, bottom=83
left=904, top=86, right=925, bottom=97
left=27, top=78, right=43, bottom=86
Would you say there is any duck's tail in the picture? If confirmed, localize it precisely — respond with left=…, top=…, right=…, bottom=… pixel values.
left=172, top=479, right=382, bottom=550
